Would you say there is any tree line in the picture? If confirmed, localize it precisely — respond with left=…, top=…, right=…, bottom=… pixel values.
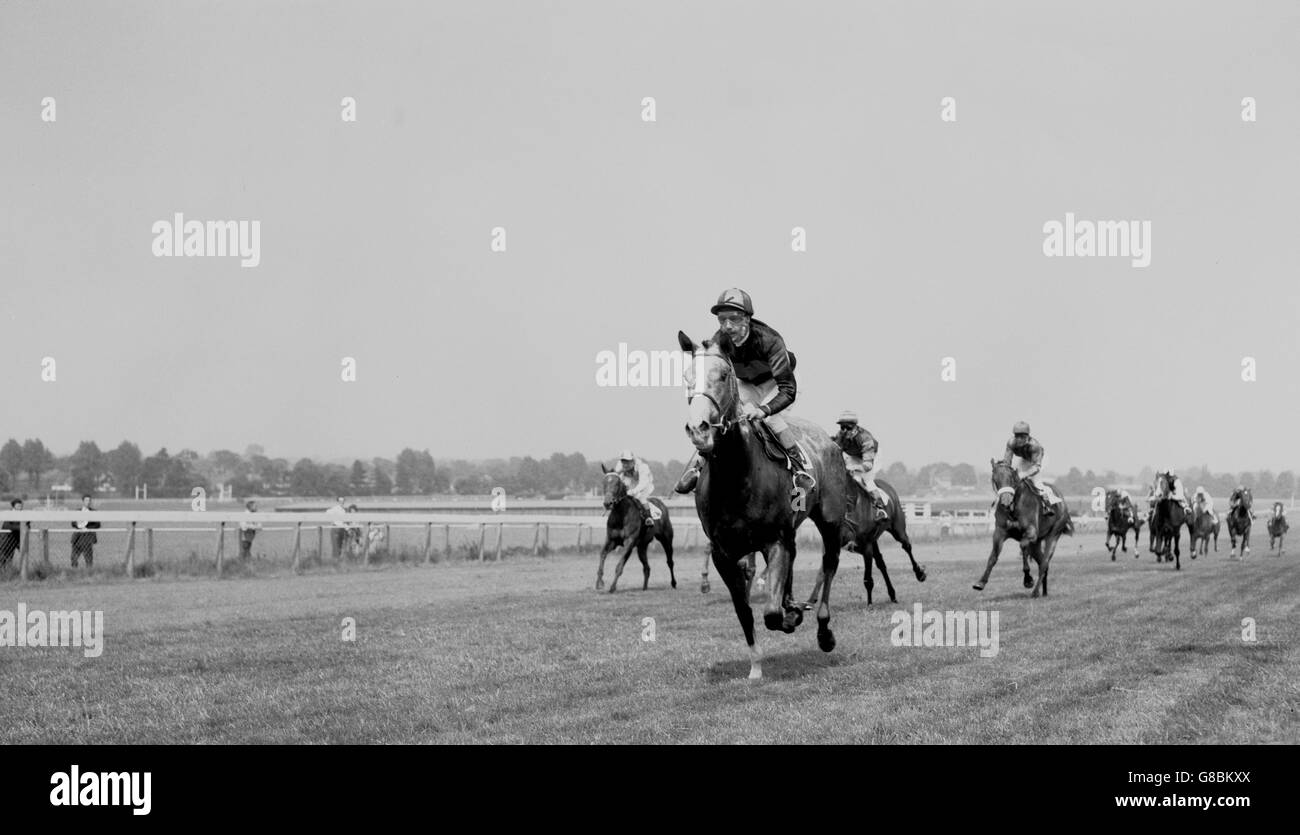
left=0, top=438, right=1293, bottom=500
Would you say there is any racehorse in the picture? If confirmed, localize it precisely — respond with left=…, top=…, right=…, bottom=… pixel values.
left=1266, top=503, right=1288, bottom=554
left=803, top=478, right=925, bottom=607
left=1226, top=487, right=1253, bottom=558
left=595, top=467, right=676, bottom=592
left=973, top=460, right=1073, bottom=597
left=678, top=331, right=847, bottom=679
left=1149, top=475, right=1186, bottom=568
left=1187, top=506, right=1219, bottom=557
left=1104, top=490, right=1141, bottom=560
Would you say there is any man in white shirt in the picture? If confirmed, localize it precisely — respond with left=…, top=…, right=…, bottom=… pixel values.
left=326, top=497, right=348, bottom=558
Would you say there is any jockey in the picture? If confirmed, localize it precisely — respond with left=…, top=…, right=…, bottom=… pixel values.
left=1229, top=485, right=1256, bottom=519
left=1193, top=486, right=1215, bottom=519
left=833, top=411, right=889, bottom=522
left=1272, top=502, right=1287, bottom=524
left=617, top=450, right=661, bottom=527
left=1155, top=470, right=1189, bottom=510
left=1002, top=421, right=1062, bottom=514
left=675, top=288, right=814, bottom=493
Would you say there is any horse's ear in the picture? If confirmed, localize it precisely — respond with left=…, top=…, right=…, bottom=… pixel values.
left=600, top=463, right=609, bottom=474
left=677, top=331, right=697, bottom=353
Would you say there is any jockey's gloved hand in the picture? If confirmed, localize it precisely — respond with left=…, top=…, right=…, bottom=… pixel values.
left=740, top=403, right=765, bottom=421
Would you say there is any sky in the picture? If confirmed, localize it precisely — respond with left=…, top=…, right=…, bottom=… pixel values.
left=2, top=1, right=1298, bottom=476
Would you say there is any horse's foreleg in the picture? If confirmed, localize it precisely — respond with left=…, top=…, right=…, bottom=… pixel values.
left=815, top=522, right=841, bottom=652
left=1032, top=536, right=1061, bottom=598
left=712, top=546, right=761, bottom=679
left=762, top=541, right=792, bottom=633
left=973, top=531, right=1007, bottom=590
left=608, top=539, right=637, bottom=593
left=596, top=538, right=616, bottom=590
left=804, top=568, right=826, bottom=611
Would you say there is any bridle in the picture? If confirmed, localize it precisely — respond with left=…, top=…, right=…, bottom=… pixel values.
left=685, top=351, right=740, bottom=434
left=991, top=461, right=1018, bottom=502
left=602, top=471, right=628, bottom=511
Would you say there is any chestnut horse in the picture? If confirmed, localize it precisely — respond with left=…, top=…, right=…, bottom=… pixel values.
left=678, top=331, right=847, bottom=680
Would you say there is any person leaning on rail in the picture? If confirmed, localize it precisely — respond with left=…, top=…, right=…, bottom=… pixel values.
left=0, top=498, right=29, bottom=567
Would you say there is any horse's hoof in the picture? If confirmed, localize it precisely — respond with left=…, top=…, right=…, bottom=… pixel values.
left=763, top=611, right=785, bottom=632
left=972, top=581, right=986, bottom=591
left=671, top=579, right=677, bottom=589
left=608, top=586, right=617, bottom=594
left=700, top=581, right=710, bottom=594
left=783, top=608, right=803, bottom=632
left=818, top=629, right=836, bottom=653
left=1023, top=575, right=1034, bottom=589
left=595, top=581, right=604, bottom=590
left=748, top=666, right=763, bottom=680
left=916, top=567, right=928, bottom=582
left=889, top=593, right=898, bottom=604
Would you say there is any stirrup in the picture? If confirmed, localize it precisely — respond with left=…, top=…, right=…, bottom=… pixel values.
left=792, top=468, right=816, bottom=491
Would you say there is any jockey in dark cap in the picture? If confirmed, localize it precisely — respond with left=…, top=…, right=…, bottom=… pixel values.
left=1002, top=420, right=1062, bottom=515
left=675, top=288, right=814, bottom=493
left=833, top=410, right=889, bottom=522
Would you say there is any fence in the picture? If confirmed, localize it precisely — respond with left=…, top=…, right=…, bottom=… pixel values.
left=0, top=510, right=732, bottom=580
left=0, top=503, right=1112, bottom=581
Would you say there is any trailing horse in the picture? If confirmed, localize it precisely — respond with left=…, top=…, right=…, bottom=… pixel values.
left=1226, top=487, right=1253, bottom=558
left=678, top=331, right=847, bottom=680
left=1150, top=475, right=1186, bottom=568
left=595, top=467, right=676, bottom=592
left=973, top=460, right=1073, bottom=597
left=1104, top=490, right=1141, bottom=560
left=1187, top=508, right=1219, bottom=557
left=803, top=478, right=925, bottom=607
left=1266, top=503, right=1288, bottom=555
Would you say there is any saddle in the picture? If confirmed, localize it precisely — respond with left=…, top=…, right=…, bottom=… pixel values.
left=751, top=420, right=788, bottom=463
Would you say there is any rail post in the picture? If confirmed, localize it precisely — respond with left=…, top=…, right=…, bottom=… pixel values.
left=423, top=522, right=433, bottom=564
left=125, top=522, right=136, bottom=576
left=216, top=522, right=225, bottom=576
left=292, top=523, right=302, bottom=573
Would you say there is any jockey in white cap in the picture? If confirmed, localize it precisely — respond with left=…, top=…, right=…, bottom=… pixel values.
left=617, top=450, right=661, bottom=526
left=1002, top=421, right=1062, bottom=514
left=833, top=411, right=889, bottom=522
left=1193, top=486, right=1215, bottom=520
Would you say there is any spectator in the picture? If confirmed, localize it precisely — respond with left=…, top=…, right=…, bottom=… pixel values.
left=1, top=498, right=29, bottom=567
left=239, top=499, right=261, bottom=560
left=327, top=496, right=348, bottom=558
left=70, top=494, right=101, bottom=568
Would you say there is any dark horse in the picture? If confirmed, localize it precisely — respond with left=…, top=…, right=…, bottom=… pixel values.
left=595, top=467, right=676, bottom=592
left=1187, top=506, right=1219, bottom=557
left=1149, top=475, right=1186, bottom=568
left=1266, top=503, right=1288, bottom=555
left=1226, top=487, right=1253, bottom=559
left=803, top=478, right=925, bottom=607
left=678, top=331, right=847, bottom=680
left=973, top=460, right=1073, bottom=597
left=1104, top=490, right=1141, bottom=560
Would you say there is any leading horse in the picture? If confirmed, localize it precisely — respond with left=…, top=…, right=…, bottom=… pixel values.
left=678, top=331, right=847, bottom=679
left=595, top=467, right=676, bottom=592
left=1149, top=475, right=1186, bottom=568
left=973, top=460, right=1073, bottom=597
left=1226, top=487, right=1253, bottom=558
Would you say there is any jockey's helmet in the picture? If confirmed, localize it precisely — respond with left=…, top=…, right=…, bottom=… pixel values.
left=836, top=410, right=859, bottom=426
left=711, top=288, right=754, bottom=316
left=618, top=450, right=635, bottom=463
left=1012, top=420, right=1030, bottom=435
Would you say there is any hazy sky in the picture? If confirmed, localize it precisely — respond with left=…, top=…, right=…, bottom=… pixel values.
left=2, top=1, right=1297, bottom=475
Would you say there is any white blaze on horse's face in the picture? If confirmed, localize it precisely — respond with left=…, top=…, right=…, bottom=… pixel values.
left=684, top=352, right=728, bottom=452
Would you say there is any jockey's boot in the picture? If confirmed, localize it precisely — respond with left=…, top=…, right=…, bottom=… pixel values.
left=674, top=455, right=701, bottom=494
left=871, top=491, right=889, bottom=522
left=777, top=429, right=816, bottom=490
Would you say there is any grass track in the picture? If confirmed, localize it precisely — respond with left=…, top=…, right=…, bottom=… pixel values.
left=0, top=539, right=1295, bottom=743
